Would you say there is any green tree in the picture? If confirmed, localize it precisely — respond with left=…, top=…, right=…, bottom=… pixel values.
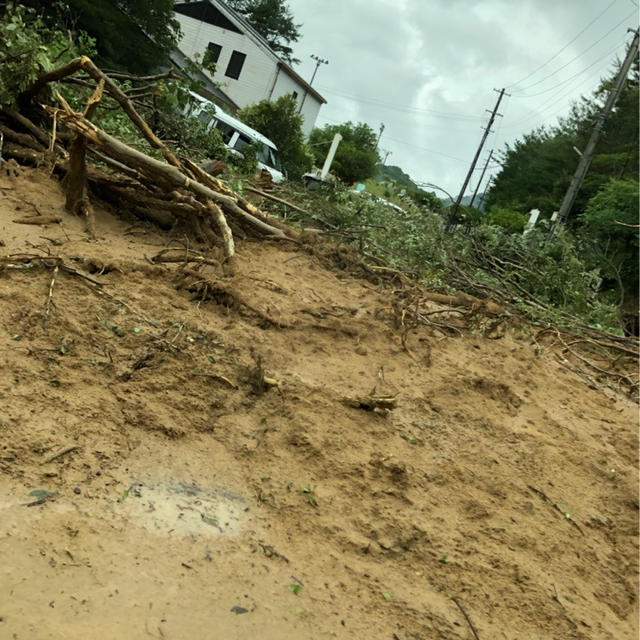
left=225, top=0, right=301, bottom=64
left=486, top=207, right=527, bottom=233
left=0, top=3, right=93, bottom=107
left=237, top=94, right=312, bottom=178
left=23, top=0, right=180, bottom=73
left=309, top=122, right=380, bottom=184
left=580, top=178, right=639, bottom=333
left=486, top=58, right=639, bottom=218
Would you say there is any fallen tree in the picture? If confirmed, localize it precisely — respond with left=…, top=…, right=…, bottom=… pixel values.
left=1, top=55, right=297, bottom=267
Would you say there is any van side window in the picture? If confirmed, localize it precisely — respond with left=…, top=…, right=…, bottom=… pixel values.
left=225, top=51, right=246, bottom=80
left=233, top=134, right=253, bottom=153
left=212, top=119, right=236, bottom=144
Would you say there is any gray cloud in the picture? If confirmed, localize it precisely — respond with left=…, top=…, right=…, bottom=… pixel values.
left=287, top=0, right=637, bottom=194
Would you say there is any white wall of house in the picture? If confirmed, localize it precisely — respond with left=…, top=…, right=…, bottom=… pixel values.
left=175, top=11, right=323, bottom=136
left=175, top=13, right=276, bottom=107
left=271, top=71, right=322, bottom=136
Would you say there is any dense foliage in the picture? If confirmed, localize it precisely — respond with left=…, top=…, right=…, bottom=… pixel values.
left=487, top=58, right=638, bottom=218
left=309, top=122, right=380, bottom=184
left=237, top=94, right=312, bottom=178
left=225, top=0, right=301, bottom=64
left=481, top=54, right=639, bottom=333
left=0, top=3, right=93, bottom=107
left=21, top=0, right=180, bottom=73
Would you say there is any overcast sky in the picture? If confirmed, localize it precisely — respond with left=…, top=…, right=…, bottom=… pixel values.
left=287, top=0, right=638, bottom=197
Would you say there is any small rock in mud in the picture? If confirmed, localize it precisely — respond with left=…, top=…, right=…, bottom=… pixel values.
left=230, top=605, right=248, bottom=615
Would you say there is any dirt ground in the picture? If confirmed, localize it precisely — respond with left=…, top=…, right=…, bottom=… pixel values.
left=0, top=166, right=638, bottom=640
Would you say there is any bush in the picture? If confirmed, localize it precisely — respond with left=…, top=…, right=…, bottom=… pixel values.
left=0, top=4, right=94, bottom=108
left=309, top=122, right=380, bottom=184
left=237, top=94, right=313, bottom=178
left=486, top=207, right=528, bottom=233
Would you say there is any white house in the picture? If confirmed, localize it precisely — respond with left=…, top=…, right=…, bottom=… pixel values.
left=173, top=0, right=326, bottom=135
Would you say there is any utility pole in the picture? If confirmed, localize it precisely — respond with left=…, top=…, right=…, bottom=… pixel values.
left=552, top=29, right=639, bottom=233
left=298, top=54, right=328, bottom=114
left=470, top=149, right=493, bottom=208
left=380, top=149, right=392, bottom=165
left=375, top=123, right=385, bottom=150
left=448, top=88, right=507, bottom=228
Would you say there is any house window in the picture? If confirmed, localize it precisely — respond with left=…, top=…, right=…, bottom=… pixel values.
left=292, top=91, right=298, bottom=99
left=225, top=51, right=246, bottom=80
left=205, top=42, right=222, bottom=64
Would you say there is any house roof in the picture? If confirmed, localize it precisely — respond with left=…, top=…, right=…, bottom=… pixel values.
left=174, top=0, right=326, bottom=105
left=174, top=1, right=242, bottom=35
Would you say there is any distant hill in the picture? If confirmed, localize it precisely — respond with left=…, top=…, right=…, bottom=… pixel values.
left=374, top=164, right=418, bottom=191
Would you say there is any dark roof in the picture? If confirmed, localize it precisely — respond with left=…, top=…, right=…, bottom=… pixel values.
left=174, top=2, right=242, bottom=34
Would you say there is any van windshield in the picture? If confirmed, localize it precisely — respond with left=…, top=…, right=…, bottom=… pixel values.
left=232, top=136, right=282, bottom=172
left=256, top=144, right=282, bottom=172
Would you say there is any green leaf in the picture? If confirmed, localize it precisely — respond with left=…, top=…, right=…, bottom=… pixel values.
left=289, top=583, right=302, bottom=595
left=29, top=489, right=56, bottom=498
left=381, top=591, right=392, bottom=601
left=201, top=513, right=219, bottom=526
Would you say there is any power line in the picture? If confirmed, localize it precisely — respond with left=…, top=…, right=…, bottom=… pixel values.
left=512, top=10, right=637, bottom=94
left=502, top=41, right=627, bottom=130
left=316, top=113, right=477, bottom=163
left=314, top=85, right=485, bottom=121
left=507, top=0, right=619, bottom=89
left=513, top=38, right=628, bottom=98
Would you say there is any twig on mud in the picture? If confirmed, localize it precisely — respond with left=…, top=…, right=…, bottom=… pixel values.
left=94, top=287, right=160, bottom=327
left=452, top=597, right=482, bottom=640
left=41, top=444, right=81, bottom=464
left=13, top=216, right=62, bottom=225
left=43, top=261, right=59, bottom=327
left=527, top=485, right=585, bottom=536
left=555, top=354, right=599, bottom=390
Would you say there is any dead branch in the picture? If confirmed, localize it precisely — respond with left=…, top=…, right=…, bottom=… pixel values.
left=2, top=107, right=61, bottom=152
left=13, top=216, right=61, bottom=225
left=245, top=185, right=311, bottom=215
left=452, top=598, right=482, bottom=640
left=41, top=444, right=81, bottom=464
left=46, top=104, right=284, bottom=238
left=206, top=201, right=234, bottom=262
left=527, top=484, right=585, bottom=536
left=0, top=123, right=44, bottom=151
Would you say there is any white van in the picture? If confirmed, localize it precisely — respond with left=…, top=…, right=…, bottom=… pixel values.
left=187, top=92, right=285, bottom=183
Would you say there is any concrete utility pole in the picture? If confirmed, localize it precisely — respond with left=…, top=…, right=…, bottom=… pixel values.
left=320, top=133, right=342, bottom=180
left=448, top=88, right=507, bottom=227
left=552, top=29, right=639, bottom=233
left=381, top=149, right=392, bottom=165
left=470, top=149, right=494, bottom=208
left=298, top=54, right=328, bottom=114
left=375, top=123, right=385, bottom=150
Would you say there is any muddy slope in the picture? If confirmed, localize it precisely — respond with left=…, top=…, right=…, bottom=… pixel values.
left=0, top=167, right=638, bottom=640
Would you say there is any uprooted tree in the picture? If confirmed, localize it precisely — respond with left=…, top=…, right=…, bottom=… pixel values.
left=1, top=53, right=298, bottom=269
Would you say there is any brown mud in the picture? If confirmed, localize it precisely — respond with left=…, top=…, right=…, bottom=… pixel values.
left=0, top=167, right=637, bottom=639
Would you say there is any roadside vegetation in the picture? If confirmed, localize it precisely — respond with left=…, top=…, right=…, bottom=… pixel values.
left=0, top=2, right=637, bottom=338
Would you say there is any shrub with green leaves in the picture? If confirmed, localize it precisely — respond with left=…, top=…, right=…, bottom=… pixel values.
left=237, top=95, right=313, bottom=179
left=0, top=3, right=94, bottom=108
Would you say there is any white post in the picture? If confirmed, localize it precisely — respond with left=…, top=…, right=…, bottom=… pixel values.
left=523, top=208, right=540, bottom=234
left=320, top=133, right=342, bottom=180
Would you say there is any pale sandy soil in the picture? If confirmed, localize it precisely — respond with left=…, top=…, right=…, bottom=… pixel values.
left=0, top=167, right=637, bottom=639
